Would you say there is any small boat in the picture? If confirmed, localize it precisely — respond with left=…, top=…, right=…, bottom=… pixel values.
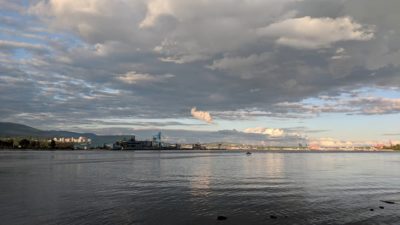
left=246, top=152, right=252, bottom=155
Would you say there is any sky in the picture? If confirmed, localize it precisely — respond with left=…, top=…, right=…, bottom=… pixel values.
left=1, top=0, right=400, bottom=146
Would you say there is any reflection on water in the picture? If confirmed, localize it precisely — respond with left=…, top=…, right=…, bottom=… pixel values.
left=189, top=156, right=212, bottom=197
left=1, top=151, right=400, bottom=225
left=264, top=153, right=285, bottom=178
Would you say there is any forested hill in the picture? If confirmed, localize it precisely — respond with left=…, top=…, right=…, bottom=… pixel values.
left=0, top=122, right=96, bottom=139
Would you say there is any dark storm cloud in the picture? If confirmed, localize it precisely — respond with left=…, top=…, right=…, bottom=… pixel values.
left=1, top=0, right=400, bottom=134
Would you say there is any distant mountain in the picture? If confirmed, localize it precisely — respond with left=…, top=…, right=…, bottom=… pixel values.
left=0, top=122, right=96, bottom=139
left=0, top=122, right=43, bottom=137
left=0, top=122, right=127, bottom=146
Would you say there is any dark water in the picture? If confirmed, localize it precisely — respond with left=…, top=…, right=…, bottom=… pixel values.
left=0, top=151, right=400, bottom=225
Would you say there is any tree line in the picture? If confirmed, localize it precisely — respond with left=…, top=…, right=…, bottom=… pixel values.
left=383, top=144, right=400, bottom=151
left=0, top=138, right=74, bottom=150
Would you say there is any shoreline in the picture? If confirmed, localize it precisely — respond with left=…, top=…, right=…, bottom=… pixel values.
left=0, top=149, right=397, bottom=153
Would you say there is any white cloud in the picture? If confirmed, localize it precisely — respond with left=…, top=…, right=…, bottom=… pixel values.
left=139, top=0, right=172, bottom=28
left=244, top=127, right=285, bottom=138
left=258, top=16, right=374, bottom=49
left=117, top=71, right=174, bottom=84
left=331, top=47, right=350, bottom=60
left=191, top=107, right=213, bottom=124
left=309, top=137, right=354, bottom=148
left=0, top=40, right=46, bottom=52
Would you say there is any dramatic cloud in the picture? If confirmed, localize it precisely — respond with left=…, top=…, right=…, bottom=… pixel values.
left=191, top=107, right=213, bottom=124
left=258, top=16, right=374, bottom=49
left=0, top=0, right=400, bottom=142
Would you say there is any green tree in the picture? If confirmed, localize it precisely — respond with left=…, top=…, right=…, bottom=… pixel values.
left=19, top=139, right=30, bottom=149
left=50, top=139, right=56, bottom=149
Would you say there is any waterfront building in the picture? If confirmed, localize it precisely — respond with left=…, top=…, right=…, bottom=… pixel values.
left=53, top=136, right=91, bottom=144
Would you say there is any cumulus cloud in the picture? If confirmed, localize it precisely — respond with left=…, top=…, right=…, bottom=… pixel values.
left=244, top=127, right=285, bottom=138
left=258, top=16, right=374, bottom=49
left=191, top=107, right=213, bottom=124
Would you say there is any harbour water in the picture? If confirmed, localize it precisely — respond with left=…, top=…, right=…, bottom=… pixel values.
left=0, top=151, right=399, bottom=225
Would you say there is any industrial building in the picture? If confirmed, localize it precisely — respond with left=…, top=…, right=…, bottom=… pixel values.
left=112, top=132, right=180, bottom=150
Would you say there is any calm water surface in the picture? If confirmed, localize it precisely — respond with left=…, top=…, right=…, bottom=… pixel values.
left=0, top=151, right=400, bottom=225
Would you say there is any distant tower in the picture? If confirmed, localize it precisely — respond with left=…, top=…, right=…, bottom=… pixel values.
left=153, top=132, right=162, bottom=147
